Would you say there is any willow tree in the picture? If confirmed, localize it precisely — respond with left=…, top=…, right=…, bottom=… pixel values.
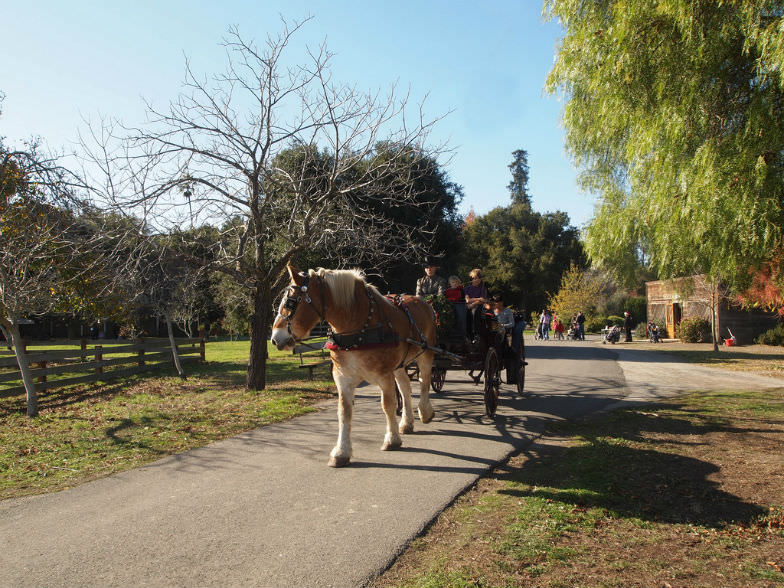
left=84, top=19, right=445, bottom=390
left=545, top=1, right=784, bottom=293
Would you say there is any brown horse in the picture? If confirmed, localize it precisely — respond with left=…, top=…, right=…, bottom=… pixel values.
left=270, top=265, right=437, bottom=467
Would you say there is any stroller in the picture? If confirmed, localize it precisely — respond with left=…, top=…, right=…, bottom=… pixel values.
left=648, top=321, right=661, bottom=343
left=567, top=324, right=579, bottom=340
left=534, top=322, right=543, bottom=340
left=603, top=325, right=621, bottom=344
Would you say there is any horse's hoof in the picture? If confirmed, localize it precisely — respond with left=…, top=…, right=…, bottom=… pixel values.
left=381, top=439, right=402, bottom=451
left=328, top=455, right=351, bottom=467
left=399, top=422, right=414, bottom=434
left=418, top=406, right=434, bottom=424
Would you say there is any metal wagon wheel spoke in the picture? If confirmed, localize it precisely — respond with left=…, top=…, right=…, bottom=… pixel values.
left=431, top=367, right=446, bottom=393
left=483, top=347, right=501, bottom=418
left=516, top=338, right=528, bottom=397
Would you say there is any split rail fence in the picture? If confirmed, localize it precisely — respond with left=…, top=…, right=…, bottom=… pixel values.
left=0, top=338, right=205, bottom=398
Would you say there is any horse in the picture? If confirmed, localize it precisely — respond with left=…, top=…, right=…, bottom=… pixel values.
left=270, top=264, right=438, bottom=467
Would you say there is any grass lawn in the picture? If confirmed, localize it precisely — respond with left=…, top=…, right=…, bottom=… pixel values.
left=619, top=339, right=784, bottom=379
left=374, top=388, right=784, bottom=588
left=0, top=339, right=334, bottom=500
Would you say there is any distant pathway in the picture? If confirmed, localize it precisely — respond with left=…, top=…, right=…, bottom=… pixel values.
left=1, top=338, right=781, bottom=587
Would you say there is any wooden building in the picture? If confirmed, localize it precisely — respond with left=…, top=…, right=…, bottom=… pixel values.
left=646, top=275, right=779, bottom=343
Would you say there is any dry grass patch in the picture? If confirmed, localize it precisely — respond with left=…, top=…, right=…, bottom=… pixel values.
left=374, top=389, right=784, bottom=588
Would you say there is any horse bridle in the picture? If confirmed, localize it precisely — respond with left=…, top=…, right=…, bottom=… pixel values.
left=281, top=272, right=327, bottom=342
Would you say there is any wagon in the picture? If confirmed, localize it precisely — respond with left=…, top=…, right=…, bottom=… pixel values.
left=403, top=303, right=527, bottom=418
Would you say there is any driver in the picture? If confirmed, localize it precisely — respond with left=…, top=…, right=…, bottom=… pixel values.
left=416, top=256, right=447, bottom=297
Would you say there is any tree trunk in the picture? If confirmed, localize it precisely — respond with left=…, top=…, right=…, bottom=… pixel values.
left=0, top=323, right=11, bottom=349
left=246, top=283, right=271, bottom=390
left=709, top=280, right=720, bottom=352
left=166, top=316, right=186, bottom=379
left=6, top=322, right=38, bottom=417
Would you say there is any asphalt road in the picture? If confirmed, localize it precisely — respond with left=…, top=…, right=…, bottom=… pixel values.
left=1, top=338, right=782, bottom=587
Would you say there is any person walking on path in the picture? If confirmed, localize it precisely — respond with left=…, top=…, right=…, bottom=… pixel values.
left=540, top=309, right=552, bottom=341
left=624, top=310, right=634, bottom=342
left=553, top=314, right=565, bottom=340
left=576, top=310, right=586, bottom=341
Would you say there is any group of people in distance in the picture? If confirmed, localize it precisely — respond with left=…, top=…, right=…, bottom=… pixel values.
left=536, top=309, right=586, bottom=341
left=415, top=257, right=524, bottom=353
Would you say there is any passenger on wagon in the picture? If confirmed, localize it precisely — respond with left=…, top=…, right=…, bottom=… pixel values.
left=492, top=294, right=525, bottom=354
left=445, top=275, right=467, bottom=338
left=464, top=268, right=488, bottom=341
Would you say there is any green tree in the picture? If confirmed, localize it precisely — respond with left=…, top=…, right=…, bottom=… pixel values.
left=545, top=0, right=784, bottom=293
left=548, top=262, right=603, bottom=323
left=507, top=149, right=531, bottom=206
left=458, top=202, right=584, bottom=314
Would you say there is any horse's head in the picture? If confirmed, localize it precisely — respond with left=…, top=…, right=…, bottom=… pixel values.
left=270, top=264, right=326, bottom=350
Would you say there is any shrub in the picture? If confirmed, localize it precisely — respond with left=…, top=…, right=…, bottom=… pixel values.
left=623, top=296, right=647, bottom=323
left=585, top=315, right=606, bottom=333
left=634, top=323, right=647, bottom=339
left=607, top=315, right=625, bottom=326
left=755, top=323, right=784, bottom=346
left=676, top=317, right=711, bottom=343
left=635, top=320, right=665, bottom=339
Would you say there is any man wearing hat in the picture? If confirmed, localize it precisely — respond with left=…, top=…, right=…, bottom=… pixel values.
left=416, top=256, right=447, bottom=297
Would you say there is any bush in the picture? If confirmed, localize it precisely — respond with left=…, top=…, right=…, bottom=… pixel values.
left=634, top=322, right=647, bottom=339
left=635, top=320, right=665, bottom=340
left=755, top=323, right=784, bottom=346
left=623, top=296, right=647, bottom=323
left=607, top=315, right=625, bottom=326
left=585, top=315, right=606, bottom=333
left=676, top=317, right=711, bottom=343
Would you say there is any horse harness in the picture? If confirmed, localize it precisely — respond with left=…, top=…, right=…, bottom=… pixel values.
left=282, top=272, right=429, bottom=359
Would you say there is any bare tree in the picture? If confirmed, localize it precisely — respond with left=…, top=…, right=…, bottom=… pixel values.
left=0, top=137, right=112, bottom=416
left=83, top=18, right=446, bottom=389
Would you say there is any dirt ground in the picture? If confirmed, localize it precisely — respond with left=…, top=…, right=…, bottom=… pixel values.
left=373, top=385, right=784, bottom=588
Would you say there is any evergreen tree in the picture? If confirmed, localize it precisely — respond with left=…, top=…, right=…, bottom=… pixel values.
left=507, top=149, right=531, bottom=206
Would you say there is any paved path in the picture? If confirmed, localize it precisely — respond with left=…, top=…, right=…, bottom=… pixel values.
left=1, top=339, right=782, bottom=587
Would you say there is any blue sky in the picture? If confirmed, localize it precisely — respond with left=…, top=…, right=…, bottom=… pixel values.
left=1, top=0, right=595, bottom=228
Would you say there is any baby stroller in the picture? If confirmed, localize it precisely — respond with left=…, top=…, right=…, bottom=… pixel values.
left=534, top=322, right=543, bottom=340
left=603, top=325, right=621, bottom=344
left=567, top=324, right=579, bottom=340
left=647, top=322, right=661, bottom=343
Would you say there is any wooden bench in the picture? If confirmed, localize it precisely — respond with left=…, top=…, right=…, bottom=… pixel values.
left=293, top=340, right=331, bottom=380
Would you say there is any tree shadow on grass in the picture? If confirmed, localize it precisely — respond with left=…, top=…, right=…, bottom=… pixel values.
left=497, top=408, right=769, bottom=528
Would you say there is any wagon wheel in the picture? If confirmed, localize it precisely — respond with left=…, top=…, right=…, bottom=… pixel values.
left=483, top=347, right=501, bottom=418
left=515, top=338, right=528, bottom=397
left=431, top=367, right=446, bottom=393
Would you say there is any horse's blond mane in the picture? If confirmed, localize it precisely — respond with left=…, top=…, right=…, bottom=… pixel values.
left=311, top=268, right=380, bottom=307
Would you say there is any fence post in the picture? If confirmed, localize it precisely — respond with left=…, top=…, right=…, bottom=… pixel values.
left=95, top=345, right=103, bottom=375
left=137, top=337, right=145, bottom=367
left=199, top=330, right=206, bottom=362
left=80, top=338, right=87, bottom=362
left=36, top=361, right=47, bottom=384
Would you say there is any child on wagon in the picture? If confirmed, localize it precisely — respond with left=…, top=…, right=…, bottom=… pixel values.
left=445, top=275, right=466, bottom=336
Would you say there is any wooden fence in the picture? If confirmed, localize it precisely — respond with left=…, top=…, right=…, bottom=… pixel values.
left=0, top=338, right=205, bottom=398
